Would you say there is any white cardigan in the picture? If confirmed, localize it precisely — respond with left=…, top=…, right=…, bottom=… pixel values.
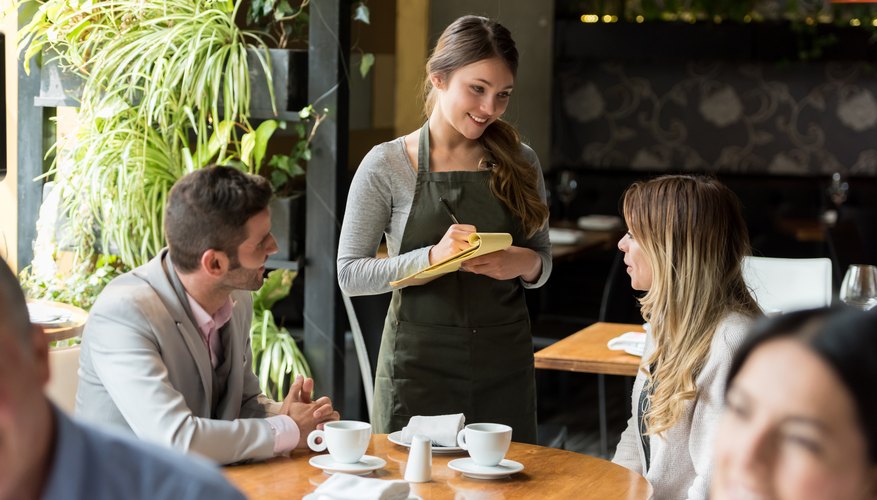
left=612, top=312, right=753, bottom=500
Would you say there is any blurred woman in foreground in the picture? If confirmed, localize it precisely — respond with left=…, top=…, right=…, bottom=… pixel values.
left=712, top=308, right=877, bottom=500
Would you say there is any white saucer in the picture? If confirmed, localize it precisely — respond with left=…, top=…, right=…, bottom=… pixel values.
left=447, top=458, right=524, bottom=479
left=387, top=431, right=464, bottom=454
left=26, top=303, right=68, bottom=325
left=624, top=344, right=644, bottom=357
left=577, top=214, right=623, bottom=231
left=308, top=454, right=386, bottom=475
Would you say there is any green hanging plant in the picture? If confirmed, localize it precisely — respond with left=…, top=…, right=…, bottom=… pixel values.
left=250, top=268, right=311, bottom=400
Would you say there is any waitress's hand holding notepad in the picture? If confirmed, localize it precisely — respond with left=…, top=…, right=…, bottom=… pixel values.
left=390, top=232, right=513, bottom=288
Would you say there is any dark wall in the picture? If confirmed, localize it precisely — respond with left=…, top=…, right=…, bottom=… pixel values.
left=551, top=21, right=877, bottom=177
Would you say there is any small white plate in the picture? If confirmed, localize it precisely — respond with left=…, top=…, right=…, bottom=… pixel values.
left=577, top=215, right=623, bottom=231
left=447, top=458, right=524, bottom=480
left=308, top=454, right=386, bottom=476
left=387, top=431, right=464, bottom=454
left=624, top=344, right=644, bottom=357
left=26, top=303, right=68, bottom=325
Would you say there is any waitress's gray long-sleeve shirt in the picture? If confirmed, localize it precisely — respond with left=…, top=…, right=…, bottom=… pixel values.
left=337, top=137, right=552, bottom=296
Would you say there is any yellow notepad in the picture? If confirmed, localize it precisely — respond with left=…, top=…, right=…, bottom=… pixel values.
left=390, top=232, right=513, bottom=288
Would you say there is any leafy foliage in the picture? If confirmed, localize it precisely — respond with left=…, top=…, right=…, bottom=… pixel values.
left=564, top=0, right=877, bottom=25
left=18, top=0, right=274, bottom=270
left=19, top=255, right=126, bottom=311
left=239, top=105, right=326, bottom=195
left=245, top=0, right=310, bottom=48
left=250, top=269, right=311, bottom=400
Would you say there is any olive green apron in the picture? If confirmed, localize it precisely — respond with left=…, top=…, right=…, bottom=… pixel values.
left=372, top=122, right=537, bottom=443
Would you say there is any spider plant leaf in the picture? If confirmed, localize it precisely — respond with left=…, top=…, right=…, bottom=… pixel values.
left=353, top=3, right=370, bottom=25
left=253, top=119, right=279, bottom=171
left=359, top=52, right=374, bottom=79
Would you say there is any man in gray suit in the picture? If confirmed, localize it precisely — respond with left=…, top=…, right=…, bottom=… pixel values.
left=0, top=256, right=245, bottom=499
left=76, top=166, right=339, bottom=465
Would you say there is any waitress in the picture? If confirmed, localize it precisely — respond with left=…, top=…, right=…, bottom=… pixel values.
left=336, top=15, right=551, bottom=443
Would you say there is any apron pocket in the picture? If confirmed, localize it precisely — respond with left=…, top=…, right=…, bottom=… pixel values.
left=391, top=320, right=473, bottom=419
left=393, top=320, right=472, bottom=380
left=470, top=317, right=533, bottom=379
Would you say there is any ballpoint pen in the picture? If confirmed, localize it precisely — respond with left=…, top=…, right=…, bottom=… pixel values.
left=439, top=197, right=460, bottom=224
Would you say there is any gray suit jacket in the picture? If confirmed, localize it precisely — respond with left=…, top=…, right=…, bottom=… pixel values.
left=76, top=249, right=282, bottom=464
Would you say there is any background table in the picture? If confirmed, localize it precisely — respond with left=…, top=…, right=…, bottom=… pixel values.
left=28, top=300, right=88, bottom=343
left=535, top=322, right=643, bottom=376
left=535, top=322, right=645, bottom=457
left=224, top=434, right=652, bottom=499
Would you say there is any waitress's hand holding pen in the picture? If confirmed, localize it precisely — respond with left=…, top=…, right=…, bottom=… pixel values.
left=429, top=224, right=476, bottom=265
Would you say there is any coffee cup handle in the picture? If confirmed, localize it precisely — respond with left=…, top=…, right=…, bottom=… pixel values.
left=456, top=429, right=468, bottom=450
left=307, top=430, right=327, bottom=452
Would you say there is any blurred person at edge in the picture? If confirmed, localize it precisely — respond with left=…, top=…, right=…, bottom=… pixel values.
left=0, top=256, right=244, bottom=500
left=712, top=307, right=877, bottom=500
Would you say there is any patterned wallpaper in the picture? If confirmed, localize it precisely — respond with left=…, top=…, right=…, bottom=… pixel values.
left=552, top=60, right=877, bottom=176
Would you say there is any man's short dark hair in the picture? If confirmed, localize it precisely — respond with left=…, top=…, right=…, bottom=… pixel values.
left=0, top=257, right=32, bottom=344
left=165, top=166, right=273, bottom=273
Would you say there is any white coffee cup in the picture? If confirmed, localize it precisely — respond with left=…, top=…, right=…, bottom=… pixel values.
left=307, top=420, right=372, bottom=464
left=456, top=423, right=512, bottom=466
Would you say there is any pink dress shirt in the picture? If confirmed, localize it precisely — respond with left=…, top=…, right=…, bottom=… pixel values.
left=186, top=293, right=299, bottom=454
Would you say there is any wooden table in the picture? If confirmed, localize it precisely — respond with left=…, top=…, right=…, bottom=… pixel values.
left=28, top=300, right=88, bottom=342
left=535, top=322, right=645, bottom=457
left=224, top=434, right=652, bottom=499
left=534, top=322, right=644, bottom=377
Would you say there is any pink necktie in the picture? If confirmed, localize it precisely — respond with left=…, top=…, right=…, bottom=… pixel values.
left=206, top=327, right=223, bottom=368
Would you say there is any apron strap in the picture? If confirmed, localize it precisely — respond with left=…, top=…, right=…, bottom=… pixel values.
left=416, top=121, right=430, bottom=174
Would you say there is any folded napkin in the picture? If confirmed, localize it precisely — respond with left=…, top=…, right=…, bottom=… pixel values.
left=303, top=473, right=410, bottom=500
left=607, top=332, right=646, bottom=357
left=548, top=227, right=586, bottom=245
left=400, top=414, right=465, bottom=448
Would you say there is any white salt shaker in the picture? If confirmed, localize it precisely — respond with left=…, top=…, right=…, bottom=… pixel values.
left=404, top=434, right=432, bottom=483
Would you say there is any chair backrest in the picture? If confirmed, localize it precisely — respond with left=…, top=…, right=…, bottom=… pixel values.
left=342, top=292, right=391, bottom=422
left=742, top=256, right=832, bottom=313
left=45, top=344, right=81, bottom=414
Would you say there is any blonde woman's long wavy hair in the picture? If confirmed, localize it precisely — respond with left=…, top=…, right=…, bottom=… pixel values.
left=423, top=15, right=548, bottom=237
left=623, top=175, right=760, bottom=435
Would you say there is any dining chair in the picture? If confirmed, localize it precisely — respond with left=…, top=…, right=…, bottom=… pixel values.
left=342, top=291, right=391, bottom=423
left=45, top=344, right=81, bottom=414
left=742, top=256, right=833, bottom=313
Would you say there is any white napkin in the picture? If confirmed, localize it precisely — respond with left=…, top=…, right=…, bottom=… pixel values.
left=548, top=227, right=586, bottom=245
left=400, top=414, right=464, bottom=448
left=26, top=303, right=69, bottom=325
left=303, top=473, right=410, bottom=500
left=607, top=332, right=646, bottom=357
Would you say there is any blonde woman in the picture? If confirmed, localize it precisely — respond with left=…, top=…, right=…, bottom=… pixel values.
left=612, top=175, right=761, bottom=499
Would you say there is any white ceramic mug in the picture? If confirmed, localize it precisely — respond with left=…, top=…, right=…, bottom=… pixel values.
left=456, top=423, right=512, bottom=466
left=307, top=420, right=372, bottom=464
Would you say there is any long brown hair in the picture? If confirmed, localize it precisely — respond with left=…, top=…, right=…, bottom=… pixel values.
left=423, top=15, right=548, bottom=237
left=622, top=175, right=761, bottom=435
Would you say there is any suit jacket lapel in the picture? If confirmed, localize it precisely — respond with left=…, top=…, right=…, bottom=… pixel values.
left=141, top=249, right=214, bottom=407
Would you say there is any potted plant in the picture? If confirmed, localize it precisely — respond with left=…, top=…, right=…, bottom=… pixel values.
left=240, top=105, right=327, bottom=261
left=17, top=0, right=368, bottom=395
left=250, top=268, right=311, bottom=399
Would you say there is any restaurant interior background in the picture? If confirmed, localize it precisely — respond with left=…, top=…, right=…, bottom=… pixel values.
left=2, top=0, right=877, bottom=455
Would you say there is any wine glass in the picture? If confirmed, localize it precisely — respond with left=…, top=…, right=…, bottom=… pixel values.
left=555, top=170, right=578, bottom=222
left=839, top=264, right=877, bottom=311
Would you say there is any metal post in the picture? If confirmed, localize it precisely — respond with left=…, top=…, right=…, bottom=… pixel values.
left=304, top=0, right=350, bottom=406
